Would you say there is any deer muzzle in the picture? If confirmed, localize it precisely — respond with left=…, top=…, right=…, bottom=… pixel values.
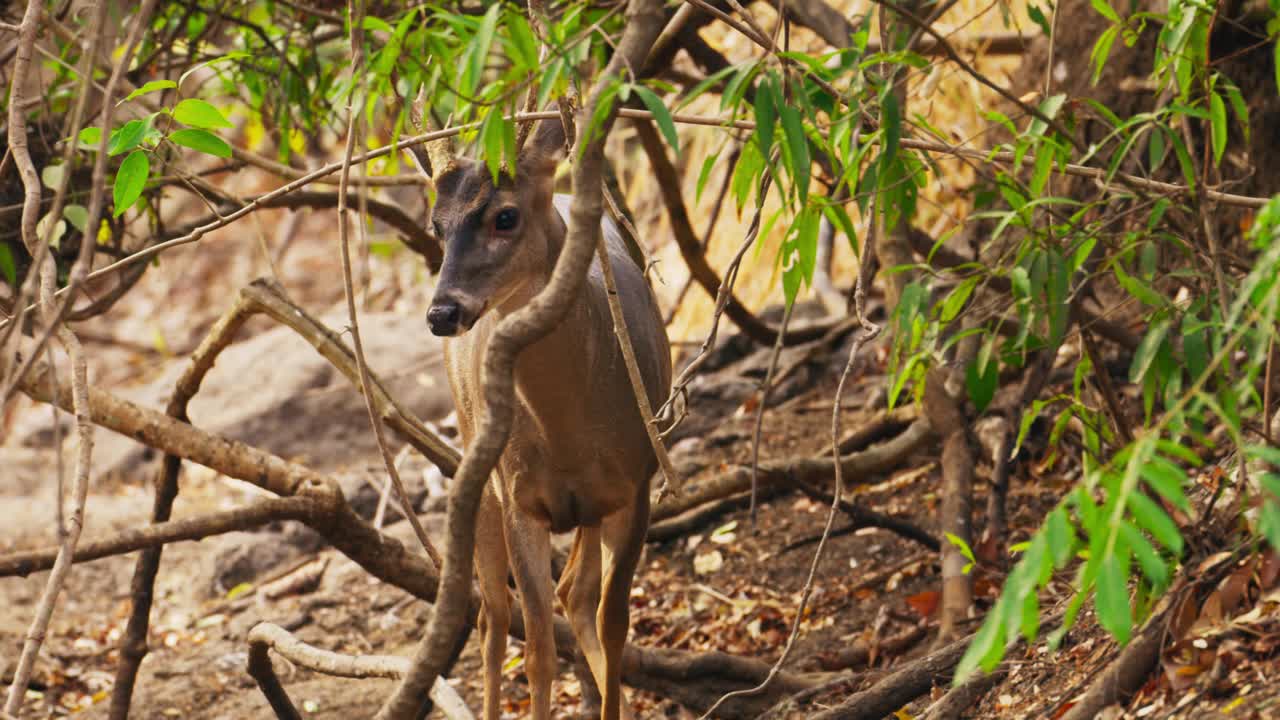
left=426, top=293, right=485, bottom=337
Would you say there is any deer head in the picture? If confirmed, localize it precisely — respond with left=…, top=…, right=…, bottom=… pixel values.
left=425, top=120, right=568, bottom=337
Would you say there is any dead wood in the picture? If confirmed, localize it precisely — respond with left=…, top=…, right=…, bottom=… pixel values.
left=808, top=632, right=974, bottom=720
left=646, top=489, right=785, bottom=542
left=919, top=661, right=1009, bottom=720
left=810, top=622, right=929, bottom=671
left=246, top=623, right=473, bottom=720
left=925, top=369, right=974, bottom=642
left=0, top=497, right=319, bottom=577
left=239, top=279, right=459, bottom=475
left=786, top=474, right=941, bottom=551
left=1057, top=592, right=1179, bottom=720
left=652, top=418, right=934, bottom=522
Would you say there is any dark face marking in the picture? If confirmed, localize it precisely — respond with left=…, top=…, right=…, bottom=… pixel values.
left=427, top=159, right=545, bottom=335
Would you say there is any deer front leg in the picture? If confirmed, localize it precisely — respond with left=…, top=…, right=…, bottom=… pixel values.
left=505, top=509, right=557, bottom=720
left=598, top=487, right=649, bottom=720
left=475, top=490, right=511, bottom=720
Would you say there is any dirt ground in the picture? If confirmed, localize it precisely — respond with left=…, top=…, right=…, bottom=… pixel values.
left=6, top=315, right=1280, bottom=720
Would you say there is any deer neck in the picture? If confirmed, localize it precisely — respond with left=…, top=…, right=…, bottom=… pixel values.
left=489, top=207, right=603, bottom=458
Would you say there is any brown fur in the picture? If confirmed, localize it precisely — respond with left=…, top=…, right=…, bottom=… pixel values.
left=427, top=122, right=671, bottom=720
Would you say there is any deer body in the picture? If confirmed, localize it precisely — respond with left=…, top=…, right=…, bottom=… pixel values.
left=425, top=123, right=671, bottom=720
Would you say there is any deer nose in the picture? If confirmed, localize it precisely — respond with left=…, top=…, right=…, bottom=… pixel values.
left=427, top=303, right=461, bottom=336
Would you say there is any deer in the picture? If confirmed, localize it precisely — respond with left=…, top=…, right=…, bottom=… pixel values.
left=419, top=118, right=672, bottom=720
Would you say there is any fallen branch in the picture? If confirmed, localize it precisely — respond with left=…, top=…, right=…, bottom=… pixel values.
left=809, top=632, right=972, bottom=720
left=786, top=474, right=940, bottom=551
left=246, top=622, right=473, bottom=720
left=653, top=418, right=934, bottom=522
left=0, top=497, right=319, bottom=578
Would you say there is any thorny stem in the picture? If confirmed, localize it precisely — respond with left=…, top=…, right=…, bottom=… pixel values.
left=373, top=3, right=667, bottom=718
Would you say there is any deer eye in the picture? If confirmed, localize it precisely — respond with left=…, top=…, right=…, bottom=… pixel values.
left=494, top=208, right=519, bottom=232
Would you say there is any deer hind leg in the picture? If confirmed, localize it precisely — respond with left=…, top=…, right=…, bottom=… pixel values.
left=475, top=489, right=512, bottom=720
left=504, top=508, right=557, bottom=720
left=597, top=486, right=649, bottom=720
left=556, top=526, right=612, bottom=715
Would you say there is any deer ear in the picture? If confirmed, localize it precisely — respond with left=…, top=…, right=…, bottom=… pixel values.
left=520, top=119, right=569, bottom=176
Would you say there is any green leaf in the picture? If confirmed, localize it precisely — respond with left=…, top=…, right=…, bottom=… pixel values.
left=1046, top=507, right=1077, bottom=567
left=675, top=64, right=737, bottom=111
left=172, top=98, right=233, bottom=129
left=1260, top=474, right=1280, bottom=551
left=77, top=126, right=102, bottom=148
left=63, top=204, right=88, bottom=232
left=753, top=75, right=777, bottom=158
left=112, top=150, right=149, bottom=217
left=695, top=152, right=720, bottom=203
left=1027, top=94, right=1067, bottom=138
left=1091, top=0, right=1122, bottom=23
left=1119, top=521, right=1170, bottom=588
left=123, top=79, right=177, bottom=103
left=480, top=111, right=507, bottom=182
left=1095, top=548, right=1132, bottom=645
left=1129, top=317, right=1171, bottom=383
left=41, top=164, right=65, bottom=190
left=0, top=243, right=15, bottom=286
left=1209, top=90, right=1227, bottom=167
left=633, top=85, right=679, bottom=153
left=1113, top=261, right=1164, bottom=307
left=1126, top=491, right=1184, bottom=554
left=464, top=4, right=501, bottom=98
left=361, top=16, right=393, bottom=33
left=779, top=105, right=810, bottom=201
left=944, top=532, right=977, bottom=573
left=954, top=602, right=1007, bottom=682
left=1274, top=40, right=1280, bottom=95
left=582, top=79, right=622, bottom=149
left=1140, top=456, right=1191, bottom=512
left=168, top=128, right=232, bottom=158
left=108, top=119, right=149, bottom=157
left=1027, top=3, right=1052, bottom=36
left=1222, top=80, right=1250, bottom=142
left=965, top=355, right=999, bottom=413
left=505, top=13, right=539, bottom=71
left=939, top=276, right=979, bottom=324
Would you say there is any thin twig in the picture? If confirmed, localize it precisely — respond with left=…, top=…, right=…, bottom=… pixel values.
left=337, top=0, right=441, bottom=569
left=697, top=183, right=883, bottom=720
left=749, top=301, right=795, bottom=522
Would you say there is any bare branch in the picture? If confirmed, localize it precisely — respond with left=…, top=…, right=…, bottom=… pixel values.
left=246, top=623, right=474, bottom=720
left=0, top=497, right=319, bottom=578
